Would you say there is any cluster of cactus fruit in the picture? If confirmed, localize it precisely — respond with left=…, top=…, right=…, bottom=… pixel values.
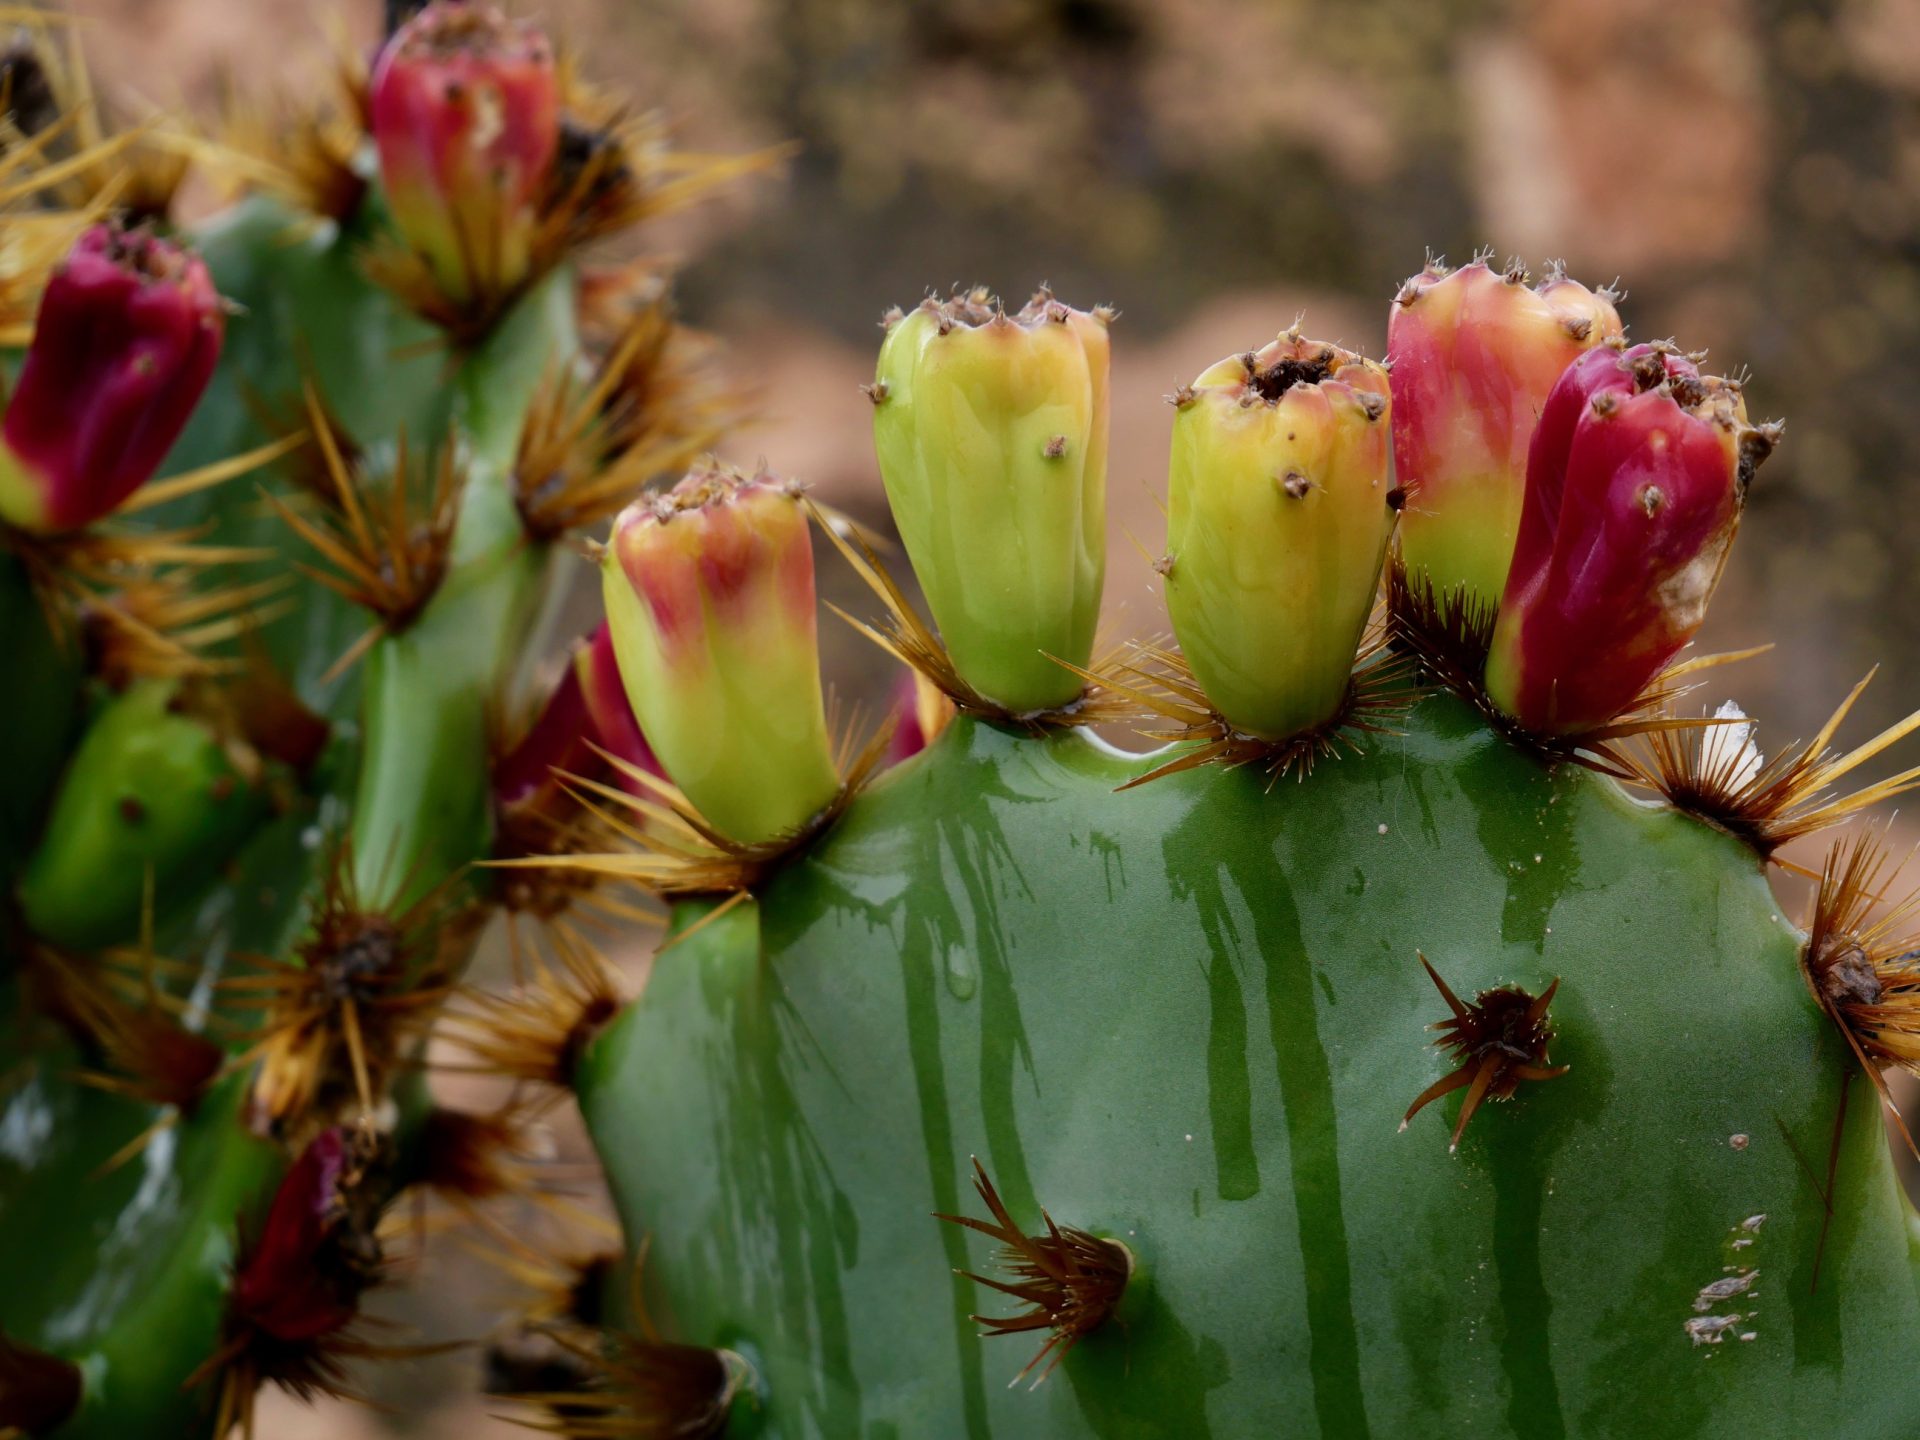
left=10, top=7, right=1920, bottom=1440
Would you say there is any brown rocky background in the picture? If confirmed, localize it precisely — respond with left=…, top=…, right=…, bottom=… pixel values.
left=61, top=0, right=1920, bottom=1431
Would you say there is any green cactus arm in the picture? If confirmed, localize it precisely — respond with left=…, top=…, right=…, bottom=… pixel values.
left=576, top=697, right=1920, bottom=1440
left=0, top=184, right=581, bottom=1435
left=346, top=266, right=577, bottom=911
left=0, top=1061, right=281, bottom=1440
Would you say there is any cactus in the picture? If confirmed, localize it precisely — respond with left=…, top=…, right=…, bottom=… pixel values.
left=4, top=14, right=1920, bottom=1440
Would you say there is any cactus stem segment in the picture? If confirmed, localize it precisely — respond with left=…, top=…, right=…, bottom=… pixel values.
left=812, top=501, right=1136, bottom=731
left=1800, top=829, right=1920, bottom=1159
left=264, top=385, right=462, bottom=678
left=1401, top=953, right=1568, bottom=1153
left=1070, top=625, right=1413, bottom=790
left=936, top=1158, right=1132, bottom=1388
left=1617, top=671, right=1920, bottom=868
left=512, top=292, right=738, bottom=540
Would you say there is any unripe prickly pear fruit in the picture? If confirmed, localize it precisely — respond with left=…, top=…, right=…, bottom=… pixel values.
left=497, top=622, right=662, bottom=826
left=883, top=667, right=952, bottom=766
left=602, top=466, right=839, bottom=845
left=16, top=679, right=269, bottom=949
left=0, top=224, right=224, bottom=535
left=872, top=288, right=1109, bottom=713
left=1164, top=333, right=1394, bottom=739
left=229, top=1129, right=361, bottom=1344
left=1485, top=341, right=1778, bottom=736
left=1388, top=258, right=1622, bottom=611
left=370, top=0, right=559, bottom=306
left=576, top=619, right=661, bottom=787
left=493, top=646, right=598, bottom=821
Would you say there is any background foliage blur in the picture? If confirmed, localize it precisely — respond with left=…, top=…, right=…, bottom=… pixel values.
left=68, top=0, right=1920, bottom=1432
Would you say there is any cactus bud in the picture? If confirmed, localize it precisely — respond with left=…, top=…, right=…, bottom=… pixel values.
left=602, top=466, right=839, bottom=846
left=576, top=619, right=661, bottom=789
left=497, top=623, right=662, bottom=835
left=1484, top=342, right=1777, bottom=736
left=229, top=1128, right=363, bottom=1344
left=369, top=0, right=559, bottom=306
left=17, top=679, right=269, bottom=950
left=493, top=650, right=597, bottom=821
left=872, top=288, right=1109, bottom=713
left=884, top=667, right=954, bottom=766
left=0, top=224, right=225, bottom=535
left=1163, top=333, right=1395, bottom=740
left=1388, top=259, right=1623, bottom=610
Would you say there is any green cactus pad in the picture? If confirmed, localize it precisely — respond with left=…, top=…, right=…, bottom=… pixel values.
left=578, top=694, right=1920, bottom=1439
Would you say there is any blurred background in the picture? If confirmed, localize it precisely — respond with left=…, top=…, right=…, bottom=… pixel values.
left=67, top=0, right=1920, bottom=1431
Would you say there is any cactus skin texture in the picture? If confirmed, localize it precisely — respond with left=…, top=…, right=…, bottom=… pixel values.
left=579, top=700, right=1920, bottom=1438
left=5, top=17, right=1920, bottom=1440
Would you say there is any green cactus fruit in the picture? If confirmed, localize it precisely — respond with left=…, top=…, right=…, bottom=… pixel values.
left=872, top=289, right=1111, bottom=714
left=602, top=465, right=841, bottom=846
left=576, top=698, right=1920, bottom=1439
left=16, top=678, right=273, bottom=949
left=1165, top=333, right=1394, bottom=740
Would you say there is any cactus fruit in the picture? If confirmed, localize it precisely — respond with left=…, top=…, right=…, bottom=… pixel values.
left=1484, top=340, right=1777, bottom=738
left=1163, top=329, right=1394, bottom=743
left=871, top=288, right=1111, bottom=715
left=8, top=14, right=1920, bottom=1440
left=1388, top=256, right=1623, bottom=615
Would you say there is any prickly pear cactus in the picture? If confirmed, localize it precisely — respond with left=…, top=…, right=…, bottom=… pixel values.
left=3, top=13, right=1920, bottom=1440
left=0, top=6, right=744, bottom=1435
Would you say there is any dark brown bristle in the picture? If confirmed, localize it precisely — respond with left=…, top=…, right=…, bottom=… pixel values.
left=438, top=929, right=625, bottom=1091
left=937, top=1159, right=1131, bottom=1386
left=1385, top=554, right=1767, bottom=776
left=1075, top=618, right=1415, bottom=792
left=935, top=1158, right=1131, bottom=1387
left=490, top=1326, right=746, bottom=1438
left=26, top=945, right=226, bottom=1120
left=228, top=839, right=472, bottom=1133
left=1401, top=953, right=1567, bottom=1151
left=414, top=1105, right=539, bottom=1202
